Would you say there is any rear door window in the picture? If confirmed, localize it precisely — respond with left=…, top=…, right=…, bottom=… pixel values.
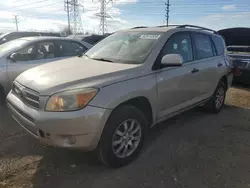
left=83, top=36, right=102, bottom=45
left=192, top=33, right=214, bottom=60
left=54, top=40, right=88, bottom=57
left=36, top=41, right=56, bottom=59
left=212, top=36, right=225, bottom=55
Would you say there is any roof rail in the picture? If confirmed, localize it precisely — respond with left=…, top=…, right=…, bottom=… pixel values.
left=130, top=24, right=218, bottom=34
left=177, top=25, right=218, bottom=33
left=156, top=24, right=217, bottom=34
left=157, top=25, right=181, bottom=27
left=130, top=26, right=148, bottom=29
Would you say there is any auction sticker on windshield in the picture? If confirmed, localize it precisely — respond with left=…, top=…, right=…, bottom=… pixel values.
left=140, top=35, right=161, bottom=40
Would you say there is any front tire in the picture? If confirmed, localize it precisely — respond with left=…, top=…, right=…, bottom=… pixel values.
left=204, top=81, right=226, bottom=113
left=97, top=105, right=148, bottom=168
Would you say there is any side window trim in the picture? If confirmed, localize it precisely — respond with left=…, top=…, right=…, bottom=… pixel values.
left=152, top=31, right=193, bottom=70
left=211, top=35, right=225, bottom=56
left=189, top=31, right=196, bottom=62
left=191, top=32, right=214, bottom=61
left=209, top=35, right=217, bottom=56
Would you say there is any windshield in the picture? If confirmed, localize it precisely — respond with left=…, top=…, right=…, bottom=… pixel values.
left=0, top=32, right=10, bottom=45
left=85, top=31, right=162, bottom=64
left=0, top=39, right=28, bottom=57
left=0, top=32, right=9, bottom=39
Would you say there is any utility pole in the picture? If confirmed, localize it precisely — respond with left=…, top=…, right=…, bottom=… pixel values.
left=165, top=0, right=170, bottom=26
left=64, top=0, right=84, bottom=34
left=95, top=0, right=113, bottom=35
left=13, top=15, right=19, bottom=31
left=64, top=0, right=71, bottom=34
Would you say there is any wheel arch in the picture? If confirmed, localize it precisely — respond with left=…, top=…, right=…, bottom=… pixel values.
left=220, top=75, right=228, bottom=90
left=114, top=96, right=154, bottom=126
left=0, top=84, right=5, bottom=95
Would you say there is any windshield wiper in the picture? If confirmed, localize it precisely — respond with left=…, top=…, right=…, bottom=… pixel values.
left=92, top=58, right=114, bottom=62
left=79, top=54, right=89, bottom=58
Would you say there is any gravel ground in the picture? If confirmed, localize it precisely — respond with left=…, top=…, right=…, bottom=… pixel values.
left=1, top=86, right=250, bottom=188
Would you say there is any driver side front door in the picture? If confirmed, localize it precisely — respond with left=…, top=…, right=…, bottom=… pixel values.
left=156, top=32, right=202, bottom=120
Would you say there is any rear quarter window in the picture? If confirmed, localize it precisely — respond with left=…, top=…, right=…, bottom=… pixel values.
left=212, top=36, right=225, bottom=55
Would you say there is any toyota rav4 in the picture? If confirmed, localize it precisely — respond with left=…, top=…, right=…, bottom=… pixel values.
left=7, top=25, right=233, bottom=167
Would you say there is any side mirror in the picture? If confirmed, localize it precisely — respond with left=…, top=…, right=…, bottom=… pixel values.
left=8, top=52, right=21, bottom=62
left=161, top=54, right=183, bottom=67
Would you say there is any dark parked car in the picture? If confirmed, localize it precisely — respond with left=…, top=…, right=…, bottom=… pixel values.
left=219, top=28, right=250, bottom=84
left=67, top=34, right=110, bottom=45
left=0, top=32, right=61, bottom=45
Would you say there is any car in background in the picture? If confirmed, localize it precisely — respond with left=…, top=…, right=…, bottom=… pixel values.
left=67, top=34, right=110, bottom=45
left=7, top=25, right=232, bottom=167
left=0, top=32, right=61, bottom=45
left=219, top=28, right=250, bottom=84
left=0, top=36, right=92, bottom=102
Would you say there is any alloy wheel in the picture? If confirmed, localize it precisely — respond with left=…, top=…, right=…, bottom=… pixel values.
left=215, top=86, right=225, bottom=109
left=112, top=119, right=142, bottom=158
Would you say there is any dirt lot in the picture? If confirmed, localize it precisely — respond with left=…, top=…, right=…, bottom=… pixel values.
left=1, top=86, right=250, bottom=188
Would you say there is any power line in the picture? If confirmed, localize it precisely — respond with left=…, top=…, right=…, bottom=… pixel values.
left=5, top=0, right=53, bottom=11
left=4, top=1, right=62, bottom=13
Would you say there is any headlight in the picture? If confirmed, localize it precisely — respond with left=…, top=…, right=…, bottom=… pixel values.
left=45, top=88, right=98, bottom=112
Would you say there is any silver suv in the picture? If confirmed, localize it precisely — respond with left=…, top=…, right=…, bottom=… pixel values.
left=7, top=25, right=233, bottom=167
left=0, top=37, right=92, bottom=104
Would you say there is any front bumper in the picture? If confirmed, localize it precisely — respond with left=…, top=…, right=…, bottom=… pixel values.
left=6, top=91, right=112, bottom=151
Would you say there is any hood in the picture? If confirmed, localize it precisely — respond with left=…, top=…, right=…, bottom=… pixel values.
left=218, top=27, right=250, bottom=46
left=16, top=57, right=138, bottom=95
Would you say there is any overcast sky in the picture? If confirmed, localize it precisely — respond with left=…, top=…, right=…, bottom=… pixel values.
left=0, top=0, right=249, bottom=34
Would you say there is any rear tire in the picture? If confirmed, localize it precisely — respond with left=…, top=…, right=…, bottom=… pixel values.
left=97, top=105, right=148, bottom=168
left=204, top=81, right=226, bottom=113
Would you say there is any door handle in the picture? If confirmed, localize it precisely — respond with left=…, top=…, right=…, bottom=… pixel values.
left=217, top=63, right=223, bottom=67
left=191, top=68, right=199, bottom=73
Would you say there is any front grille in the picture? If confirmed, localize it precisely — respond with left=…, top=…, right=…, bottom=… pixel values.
left=13, top=82, right=40, bottom=109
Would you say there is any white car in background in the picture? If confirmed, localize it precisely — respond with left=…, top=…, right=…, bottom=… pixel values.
left=0, top=36, right=92, bottom=103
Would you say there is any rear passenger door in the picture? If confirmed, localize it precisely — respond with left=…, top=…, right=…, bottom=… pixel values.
left=190, top=32, right=221, bottom=99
